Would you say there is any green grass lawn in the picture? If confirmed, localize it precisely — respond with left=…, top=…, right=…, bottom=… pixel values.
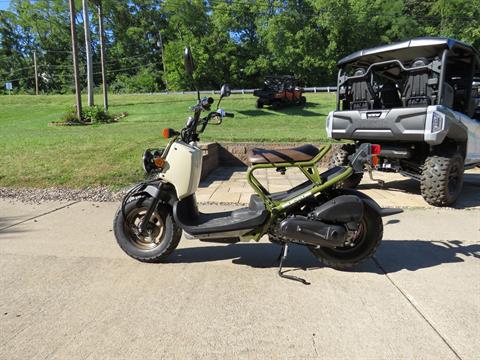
left=0, top=93, right=336, bottom=189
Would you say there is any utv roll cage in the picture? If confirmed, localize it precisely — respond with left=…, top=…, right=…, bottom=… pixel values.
left=263, top=75, right=299, bottom=92
left=336, top=38, right=480, bottom=119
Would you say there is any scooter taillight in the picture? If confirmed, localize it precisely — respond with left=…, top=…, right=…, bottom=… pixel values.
left=371, top=144, right=381, bottom=155
left=371, top=144, right=381, bottom=166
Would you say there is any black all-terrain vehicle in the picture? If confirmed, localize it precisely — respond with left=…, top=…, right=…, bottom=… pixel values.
left=327, top=38, right=480, bottom=206
left=254, top=75, right=306, bottom=109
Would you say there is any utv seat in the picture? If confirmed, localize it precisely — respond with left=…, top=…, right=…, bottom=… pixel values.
left=248, top=144, right=319, bottom=165
left=349, top=68, right=378, bottom=110
left=403, top=58, right=434, bottom=107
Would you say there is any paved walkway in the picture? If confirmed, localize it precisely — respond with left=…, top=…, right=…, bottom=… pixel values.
left=197, top=167, right=480, bottom=209
left=1, top=200, right=479, bottom=359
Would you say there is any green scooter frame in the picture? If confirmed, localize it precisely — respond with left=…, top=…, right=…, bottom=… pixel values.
left=243, top=143, right=353, bottom=242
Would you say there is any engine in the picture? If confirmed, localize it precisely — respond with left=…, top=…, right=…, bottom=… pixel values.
left=275, top=195, right=364, bottom=248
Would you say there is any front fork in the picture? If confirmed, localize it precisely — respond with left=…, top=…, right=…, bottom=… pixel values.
left=138, top=183, right=163, bottom=235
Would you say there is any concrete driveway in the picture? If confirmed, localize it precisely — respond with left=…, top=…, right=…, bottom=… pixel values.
left=0, top=199, right=479, bottom=359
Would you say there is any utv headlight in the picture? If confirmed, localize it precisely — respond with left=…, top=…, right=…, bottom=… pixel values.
left=326, top=111, right=334, bottom=138
left=432, top=112, right=444, bottom=133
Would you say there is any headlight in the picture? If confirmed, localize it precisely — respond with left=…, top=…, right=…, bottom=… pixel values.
left=326, top=112, right=334, bottom=138
left=432, top=112, right=444, bottom=133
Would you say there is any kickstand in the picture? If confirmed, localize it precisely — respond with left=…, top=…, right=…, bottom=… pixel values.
left=277, top=244, right=310, bottom=285
left=367, top=167, right=385, bottom=188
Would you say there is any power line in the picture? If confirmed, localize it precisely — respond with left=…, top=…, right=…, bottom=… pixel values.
left=92, top=61, right=161, bottom=76
left=0, top=59, right=162, bottom=83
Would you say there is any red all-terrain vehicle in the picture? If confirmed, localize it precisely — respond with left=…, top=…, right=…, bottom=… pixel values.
left=254, top=76, right=306, bottom=109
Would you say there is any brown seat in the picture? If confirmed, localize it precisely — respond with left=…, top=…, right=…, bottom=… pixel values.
left=248, top=144, right=319, bottom=165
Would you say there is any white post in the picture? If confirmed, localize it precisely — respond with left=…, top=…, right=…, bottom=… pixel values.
left=98, top=1, right=108, bottom=111
left=82, top=0, right=94, bottom=107
left=33, top=50, right=39, bottom=95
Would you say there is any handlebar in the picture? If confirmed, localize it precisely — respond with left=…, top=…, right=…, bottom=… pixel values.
left=179, top=99, right=234, bottom=143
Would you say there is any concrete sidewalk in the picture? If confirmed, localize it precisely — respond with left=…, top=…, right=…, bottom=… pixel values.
left=1, top=199, right=479, bottom=359
left=197, top=167, right=480, bottom=209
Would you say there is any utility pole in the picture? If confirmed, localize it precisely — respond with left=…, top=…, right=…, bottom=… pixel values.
left=98, top=1, right=108, bottom=111
left=68, top=0, right=82, bottom=121
left=158, top=31, right=168, bottom=92
left=33, top=50, right=39, bottom=95
left=82, top=0, right=94, bottom=107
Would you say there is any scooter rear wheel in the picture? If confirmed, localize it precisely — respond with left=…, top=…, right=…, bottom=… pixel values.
left=113, top=197, right=182, bottom=262
left=309, top=204, right=383, bottom=270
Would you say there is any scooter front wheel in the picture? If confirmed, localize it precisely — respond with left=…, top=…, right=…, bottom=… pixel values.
left=309, top=204, right=383, bottom=270
left=113, top=197, right=182, bottom=262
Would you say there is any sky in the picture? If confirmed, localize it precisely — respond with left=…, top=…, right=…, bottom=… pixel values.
left=0, top=0, right=10, bottom=11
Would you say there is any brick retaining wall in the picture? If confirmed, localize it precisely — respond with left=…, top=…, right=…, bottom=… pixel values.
left=199, top=142, right=342, bottom=179
left=217, top=142, right=342, bottom=167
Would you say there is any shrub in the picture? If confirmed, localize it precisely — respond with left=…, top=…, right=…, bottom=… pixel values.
left=82, top=106, right=111, bottom=123
left=59, top=105, right=121, bottom=124
left=61, top=106, right=82, bottom=124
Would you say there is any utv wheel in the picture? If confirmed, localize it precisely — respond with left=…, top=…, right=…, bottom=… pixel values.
left=271, top=101, right=281, bottom=110
left=255, top=99, right=264, bottom=109
left=420, top=153, right=464, bottom=207
left=113, top=197, right=182, bottom=262
left=329, top=144, right=363, bottom=188
left=309, top=203, right=383, bottom=270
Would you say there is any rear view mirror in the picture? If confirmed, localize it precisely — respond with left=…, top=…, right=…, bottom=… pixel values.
left=184, top=47, right=194, bottom=76
left=220, top=84, right=231, bottom=97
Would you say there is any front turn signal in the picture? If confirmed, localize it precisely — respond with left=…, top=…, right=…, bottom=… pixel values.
left=163, top=128, right=178, bottom=139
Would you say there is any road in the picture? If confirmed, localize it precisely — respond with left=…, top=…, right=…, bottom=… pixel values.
left=0, top=200, right=479, bottom=359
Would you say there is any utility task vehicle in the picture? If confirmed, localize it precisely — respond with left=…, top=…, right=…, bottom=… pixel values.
left=113, top=47, right=402, bottom=284
left=327, top=38, right=480, bottom=206
left=254, top=75, right=306, bottom=109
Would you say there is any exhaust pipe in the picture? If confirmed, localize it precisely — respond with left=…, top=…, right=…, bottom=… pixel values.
left=278, top=217, right=346, bottom=248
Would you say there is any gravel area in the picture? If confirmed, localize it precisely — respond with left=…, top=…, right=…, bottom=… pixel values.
left=0, top=186, right=243, bottom=206
left=0, top=186, right=127, bottom=204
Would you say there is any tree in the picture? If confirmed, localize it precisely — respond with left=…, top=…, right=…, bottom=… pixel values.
left=1, top=0, right=479, bottom=93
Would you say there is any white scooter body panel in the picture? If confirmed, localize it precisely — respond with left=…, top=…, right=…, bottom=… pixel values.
left=159, top=141, right=202, bottom=199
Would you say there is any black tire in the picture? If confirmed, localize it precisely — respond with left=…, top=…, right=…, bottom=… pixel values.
left=271, top=101, right=281, bottom=110
left=420, top=153, right=464, bottom=207
left=329, top=144, right=363, bottom=188
left=255, top=99, right=264, bottom=109
left=113, top=197, right=182, bottom=262
left=309, top=203, right=383, bottom=270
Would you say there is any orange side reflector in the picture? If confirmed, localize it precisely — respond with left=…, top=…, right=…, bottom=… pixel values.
left=154, top=157, right=166, bottom=169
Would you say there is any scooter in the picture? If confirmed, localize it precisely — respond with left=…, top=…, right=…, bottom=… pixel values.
left=113, top=47, right=402, bottom=284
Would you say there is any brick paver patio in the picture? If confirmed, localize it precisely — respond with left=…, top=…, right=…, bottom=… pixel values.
left=197, top=167, right=480, bottom=209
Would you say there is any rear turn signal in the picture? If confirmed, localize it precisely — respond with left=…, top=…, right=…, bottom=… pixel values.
left=371, top=144, right=381, bottom=167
